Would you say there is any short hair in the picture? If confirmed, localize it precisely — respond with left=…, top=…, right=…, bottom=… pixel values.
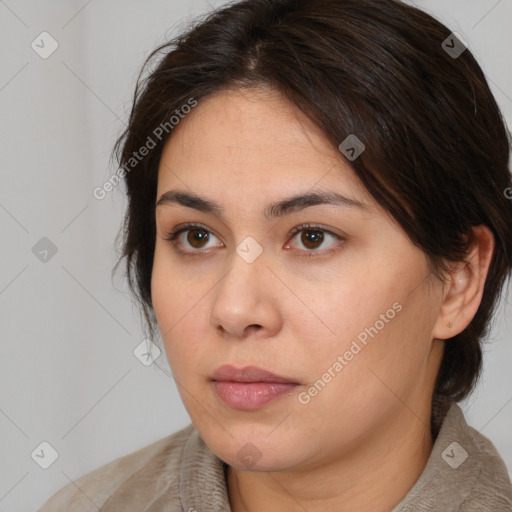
left=111, top=0, right=512, bottom=413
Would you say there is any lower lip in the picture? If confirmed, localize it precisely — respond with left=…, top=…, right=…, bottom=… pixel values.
left=212, top=381, right=299, bottom=410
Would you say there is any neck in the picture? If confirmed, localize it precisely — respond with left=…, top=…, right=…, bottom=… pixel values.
left=226, top=404, right=434, bottom=512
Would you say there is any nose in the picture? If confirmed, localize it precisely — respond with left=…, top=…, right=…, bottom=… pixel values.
left=209, top=243, right=281, bottom=339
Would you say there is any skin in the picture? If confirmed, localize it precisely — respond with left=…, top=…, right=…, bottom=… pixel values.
left=151, top=86, right=495, bottom=511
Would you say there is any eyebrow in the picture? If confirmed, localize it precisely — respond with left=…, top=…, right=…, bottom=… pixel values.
left=155, top=189, right=366, bottom=220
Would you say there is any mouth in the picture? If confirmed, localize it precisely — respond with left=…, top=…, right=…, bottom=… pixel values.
left=210, top=364, right=299, bottom=384
left=210, top=365, right=300, bottom=410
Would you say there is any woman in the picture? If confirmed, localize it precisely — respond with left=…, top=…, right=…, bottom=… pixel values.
left=40, top=0, right=512, bottom=510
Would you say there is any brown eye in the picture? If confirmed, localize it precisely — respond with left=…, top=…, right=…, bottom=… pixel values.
left=300, top=229, right=324, bottom=250
left=164, top=223, right=222, bottom=254
left=165, top=222, right=343, bottom=258
left=286, top=224, right=344, bottom=258
left=186, top=228, right=210, bottom=249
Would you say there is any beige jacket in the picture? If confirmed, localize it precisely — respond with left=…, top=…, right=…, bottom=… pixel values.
left=39, top=403, right=512, bottom=511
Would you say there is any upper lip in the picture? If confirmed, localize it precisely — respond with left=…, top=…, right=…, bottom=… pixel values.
left=211, top=364, right=298, bottom=384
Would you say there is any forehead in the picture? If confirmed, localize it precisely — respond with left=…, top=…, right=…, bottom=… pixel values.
left=156, top=87, right=372, bottom=208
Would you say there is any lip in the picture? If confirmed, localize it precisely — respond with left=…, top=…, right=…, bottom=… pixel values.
left=210, top=365, right=300, bottom=410
left=210, top=364, right=298, bottom=384
left=212, top=381, right=299, bottom=410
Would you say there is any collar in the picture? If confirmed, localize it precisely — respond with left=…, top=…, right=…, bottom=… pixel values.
left=178, top=402, right=497, bottom=511
left=179, top=426, right=230, bottom=511
left=391, top=402, right=482, bottom=510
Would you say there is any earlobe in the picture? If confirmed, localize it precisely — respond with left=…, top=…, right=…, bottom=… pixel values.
left=432, top=225, right=495, bottom=341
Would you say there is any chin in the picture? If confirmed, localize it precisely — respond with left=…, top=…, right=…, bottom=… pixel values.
left=200, top=424, right=302, bottom=471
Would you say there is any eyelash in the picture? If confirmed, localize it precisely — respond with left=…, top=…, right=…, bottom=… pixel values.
left=163, top=222, right=345, bottom=259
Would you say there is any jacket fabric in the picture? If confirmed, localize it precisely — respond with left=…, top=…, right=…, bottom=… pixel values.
left=39, top=402, right=512, bottom=511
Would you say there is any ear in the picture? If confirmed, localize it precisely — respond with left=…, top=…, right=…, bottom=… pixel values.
left=432, top=225, right=495, bottom=340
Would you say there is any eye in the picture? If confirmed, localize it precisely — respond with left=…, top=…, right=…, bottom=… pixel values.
left=163, top=223, right=222, bottom=256
left=285, top=223, right=344, bottom=258
left=163, top=222, right=345, bottom=258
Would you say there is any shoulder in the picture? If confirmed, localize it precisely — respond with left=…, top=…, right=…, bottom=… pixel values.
left=394, top=402, right=512, bottom=512
left=460, top=421, right=512, bottom=511
left=38, top=424, right=195, bottom=512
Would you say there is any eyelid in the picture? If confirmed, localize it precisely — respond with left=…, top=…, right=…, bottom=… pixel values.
left=165, top=222, right=221, bottom=241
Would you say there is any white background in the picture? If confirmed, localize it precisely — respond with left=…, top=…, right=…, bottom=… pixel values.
left=0, top=1, right=511, bottom=510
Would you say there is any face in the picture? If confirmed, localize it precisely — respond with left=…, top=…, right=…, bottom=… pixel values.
left=151, top=87, right=445, bottom=472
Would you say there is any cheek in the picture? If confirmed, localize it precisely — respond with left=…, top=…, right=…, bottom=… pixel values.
left=301, top=261, right=435, bottom=392
left=302, top=262, right=402, bottom=352
left=293, top=297, right=436, bottom=443
left=151, top=253, right=210, bottom=372
left=151, top=252, right=176, bottom=331
left=151, top=244, right=200, bottom=323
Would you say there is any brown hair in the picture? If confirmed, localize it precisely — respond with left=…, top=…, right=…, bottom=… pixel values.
left=111, top=0, right=512, bottom=416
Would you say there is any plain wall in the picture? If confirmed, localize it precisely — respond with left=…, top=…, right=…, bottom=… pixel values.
left=0, top=1, right=510, bottom=510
